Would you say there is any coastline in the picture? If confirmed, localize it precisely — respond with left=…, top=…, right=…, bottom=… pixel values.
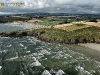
left=72, top=43, right=100, bottom=61
left=1, top=27, right=100, bottom=61
left=79, top=43, right=100, bottom=51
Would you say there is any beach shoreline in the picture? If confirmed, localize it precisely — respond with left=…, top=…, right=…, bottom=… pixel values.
left=79, top=43, right=100, bottom=51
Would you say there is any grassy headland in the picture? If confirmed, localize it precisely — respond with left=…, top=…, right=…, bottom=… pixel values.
left=1, top=26, right=100, bottom=44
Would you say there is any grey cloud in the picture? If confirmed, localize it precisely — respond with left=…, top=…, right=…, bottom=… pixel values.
left=0, top=0, right=100, bottom=14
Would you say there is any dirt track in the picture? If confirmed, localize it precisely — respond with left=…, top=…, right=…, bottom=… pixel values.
left=54, top=23, right=73, bottom=28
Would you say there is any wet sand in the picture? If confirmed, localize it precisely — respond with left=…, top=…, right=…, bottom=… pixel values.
left=75, top=43, right=100, bottom=61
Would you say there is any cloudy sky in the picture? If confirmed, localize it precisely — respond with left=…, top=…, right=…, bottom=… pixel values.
left=0, top=0, right=100, bottom=14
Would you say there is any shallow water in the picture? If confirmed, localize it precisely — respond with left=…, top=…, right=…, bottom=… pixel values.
left=0, top=23, right=40, bottom=32
left=0, top=37, right=100, bottom=75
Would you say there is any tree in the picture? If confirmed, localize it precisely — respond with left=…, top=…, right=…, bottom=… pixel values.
left=75, top=38, right=79, bottom=44
left=89, top=19, right=98, bottom=23
left=83, top=38, right=87, bottom=43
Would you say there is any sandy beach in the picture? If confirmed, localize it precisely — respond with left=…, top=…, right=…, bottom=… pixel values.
left=73, top=43, right=100, bottom=61
left=79, top=43, right=100, bottom=51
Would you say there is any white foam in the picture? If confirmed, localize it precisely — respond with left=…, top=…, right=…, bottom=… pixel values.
left=56, top=69, right=65, bottom=75
left=26, top=51, right=31, bottom=53
left=6, top=56, right=18, bottom=61
left=31, top=60, right=41, bottom=66
left=0, top=66, right=2, bottom=69
left=20, top=43, right=24, bottom=47
left=42, top=70, right=51, bottom=75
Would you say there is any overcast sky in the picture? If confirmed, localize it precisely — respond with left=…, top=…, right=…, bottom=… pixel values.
left=0, top=0, right=100, bottom=14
